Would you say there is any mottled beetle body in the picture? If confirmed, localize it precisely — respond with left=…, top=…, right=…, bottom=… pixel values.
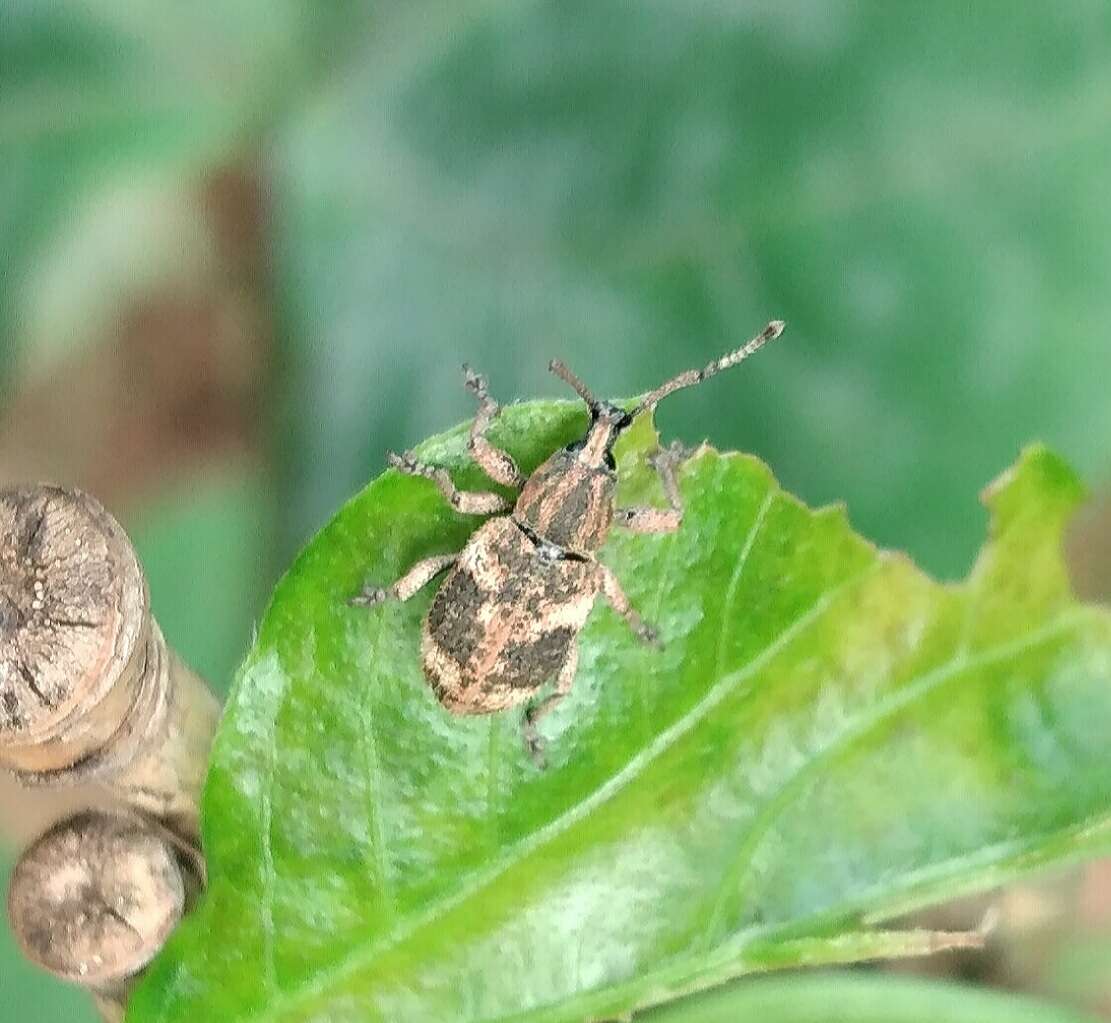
left=422, top=516, right=597, bottom=714
left=352, top=321, right=785, bottom=760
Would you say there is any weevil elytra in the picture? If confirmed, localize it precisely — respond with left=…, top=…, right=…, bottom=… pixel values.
left=351, top=320, right=785, bottom=761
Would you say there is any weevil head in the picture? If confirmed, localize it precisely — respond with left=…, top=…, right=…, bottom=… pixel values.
left=512, top=372, right=633, bottom=552
left=545, top=361, right=639, bottom=470
left=520, top=323, right=785, bottom=552
left=577, top=401, right=635, bottom=470
left=513, top=437, right=620, bottom=553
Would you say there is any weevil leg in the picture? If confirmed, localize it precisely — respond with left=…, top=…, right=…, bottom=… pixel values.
left=463, top=365, right=525, bottom=489
left=597, top=563, right=662, bottom=647
left=522, top=644, right=578, bottom=766
left=615, top=442, right=685, bottom=534
left=389, top=451, right=512, bottom=515
left=349, top=553, right=458, bottom=607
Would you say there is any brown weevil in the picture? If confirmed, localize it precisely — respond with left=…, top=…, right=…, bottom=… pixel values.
left=351, top=320, right=785, bottom=761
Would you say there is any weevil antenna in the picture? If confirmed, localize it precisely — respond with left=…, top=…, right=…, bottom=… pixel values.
left=548, top=359, right=599, bottom=410
left=631, top=320, right=786, bottom=417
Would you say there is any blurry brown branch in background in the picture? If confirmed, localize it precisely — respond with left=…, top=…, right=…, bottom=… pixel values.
left=1068, top=492, right=1111, bottom=606
left=0, top=164, right=270, bottom=847
left=0, top=167, right=268, bottom=505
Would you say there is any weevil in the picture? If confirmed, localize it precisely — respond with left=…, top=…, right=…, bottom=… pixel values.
left=351, top=320, right=785, bottom=761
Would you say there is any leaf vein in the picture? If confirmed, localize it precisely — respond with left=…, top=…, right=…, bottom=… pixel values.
left=486, top=716, right=503, bottom=853
left=482, top=805, right=1111, bottom=1023
left=701, top=611, right=1087, bottom=940
left=712, top=489, right=776, bottom=681
left=358, top=672, right=398, bottom=921
left=258, top=783, right=279, bottom=996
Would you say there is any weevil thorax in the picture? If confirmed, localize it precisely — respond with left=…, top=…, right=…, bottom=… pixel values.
left=513, top=402, right=630, bottom=554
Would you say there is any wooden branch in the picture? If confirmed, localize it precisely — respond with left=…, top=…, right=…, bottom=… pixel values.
left=7, top=809, right=203, bottom=1022
left=0, top=484, right=219, bottom=841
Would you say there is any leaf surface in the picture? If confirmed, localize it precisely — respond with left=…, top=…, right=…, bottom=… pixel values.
left=132, top=406, right=1111, bottom=1022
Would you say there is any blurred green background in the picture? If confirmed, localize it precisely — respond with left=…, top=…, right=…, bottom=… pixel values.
left=1, top=2, right=1110, bottom=1020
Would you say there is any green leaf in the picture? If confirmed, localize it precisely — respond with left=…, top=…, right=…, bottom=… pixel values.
left=131, top=402, right=1111, bottom=1022
left=640, top=971, right=1104, bottom=1023
left=271, top=2, right=1111, bottom=578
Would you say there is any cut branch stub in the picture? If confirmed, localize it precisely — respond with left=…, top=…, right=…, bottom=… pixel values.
left=0, top=485, right=219, bottom=840
left=7, top=810, right=198, bottom=1009
left=0, top=486, right=148, bottom=773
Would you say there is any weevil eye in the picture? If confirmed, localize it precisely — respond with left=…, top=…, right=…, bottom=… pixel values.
left=604, top=450, right=616, bottom=471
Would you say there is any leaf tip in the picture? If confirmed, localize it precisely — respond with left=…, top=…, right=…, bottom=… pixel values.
left=981, top=443, right=1087, bottom=522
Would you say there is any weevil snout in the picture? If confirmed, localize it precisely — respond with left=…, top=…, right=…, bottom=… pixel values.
left=576, top=403, right=634, bottom=469
left=592, top=402, right=634, bottom=431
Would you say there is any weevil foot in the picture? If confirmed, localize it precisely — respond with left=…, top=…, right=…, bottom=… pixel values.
left=387, top=450, right=419, bottom=473
left=348, top=586, right=391, bottom=608
left=462, top=364, right=488, bottom=398
left=521, top=712, right=548, bottom=769
left=637, top=622, right=663, bottom=649
left=650, top=440, right=693, bottom=470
